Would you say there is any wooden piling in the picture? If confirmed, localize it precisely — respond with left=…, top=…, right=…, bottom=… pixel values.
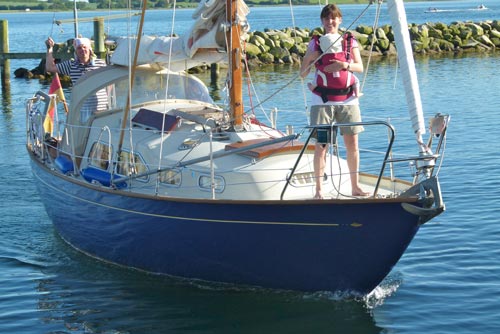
left=0, top=20, right=11, bottom=91
left=210, top=63, right=219, bottom=83
left=93, top=18, right=105, bottom=59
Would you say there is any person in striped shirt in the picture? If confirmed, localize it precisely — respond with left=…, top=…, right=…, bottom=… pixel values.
left=45, top=37, right=108, bottom=122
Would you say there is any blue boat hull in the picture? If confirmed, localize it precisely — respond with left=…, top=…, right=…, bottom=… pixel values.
left=30, top=157, right=421, bottom=294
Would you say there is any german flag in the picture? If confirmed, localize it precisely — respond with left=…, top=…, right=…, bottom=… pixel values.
left=43, top=73, right=67, bottom=135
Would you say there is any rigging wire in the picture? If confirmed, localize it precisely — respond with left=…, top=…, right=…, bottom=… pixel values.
left=243, top=1, right=374, bottom=117
left=242, top=54, right=283, bottom=137
left=124, top=0, right=136, bottom=189
left=360, top=0, right=384, bottom=94
left=241, top=40, right=279, bottom=129
left=106, top=0, right=113, bottom=41
left=232, top=17, right=280, bottom=137
left=158, top=3, right=180, bottom=192
left=288, top=0, right=298, bottom=35
left=156, top=0, right=179, bottom=194
left=287, top=0, right=312, bottom=125
left=392, top=58, right=399, bottom=89
left=49, top=12, right=56, bottom=37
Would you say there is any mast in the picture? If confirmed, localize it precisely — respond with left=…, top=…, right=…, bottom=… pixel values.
left=226, top=0, right=244, bottom=129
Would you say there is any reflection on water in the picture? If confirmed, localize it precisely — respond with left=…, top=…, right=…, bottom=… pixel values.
left=1, top=59, right=12, bottom=114
left=30, top=247, right=384, bottom=333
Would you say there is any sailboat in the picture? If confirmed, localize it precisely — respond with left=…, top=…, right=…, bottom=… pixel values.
left=25, top=0, right=449, bottom=295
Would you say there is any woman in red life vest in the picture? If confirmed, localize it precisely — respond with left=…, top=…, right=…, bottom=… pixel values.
left=307, top=32, right=360, bottom=100
left=300, top=4, right=369, bottom=199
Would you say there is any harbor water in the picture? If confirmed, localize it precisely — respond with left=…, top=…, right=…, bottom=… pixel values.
left=1, top=1, right=500, bottom=333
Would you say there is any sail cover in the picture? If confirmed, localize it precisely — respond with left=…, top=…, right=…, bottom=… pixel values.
left=387, top=0, right=426, bottom=137
left=110, top=0, right=249, bottom=72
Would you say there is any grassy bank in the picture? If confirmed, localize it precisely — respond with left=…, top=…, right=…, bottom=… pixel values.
left=0, top=0, right=448, bottom=12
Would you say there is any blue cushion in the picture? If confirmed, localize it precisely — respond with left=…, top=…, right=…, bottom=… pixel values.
left=81, top=167, right=127, bottom=189
left=54, top=155, right=74, bottom=174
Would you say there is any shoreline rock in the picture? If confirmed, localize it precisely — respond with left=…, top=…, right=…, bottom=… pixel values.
left=245, top=19, right=500, bottom=66
left=15, top=19, right=500, bottom=81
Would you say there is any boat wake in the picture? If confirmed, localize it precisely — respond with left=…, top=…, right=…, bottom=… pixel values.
left=167, top=273, right=400, bottom=306
left=298, top=273, right=402, bottom=307
left=425, top=5, right=488, bottom=13
left=363, top=274, right=402, bottom=309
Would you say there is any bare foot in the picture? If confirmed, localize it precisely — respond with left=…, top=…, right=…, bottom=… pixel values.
left=352, top=187, right=370, bottom=197
left=313, top=192, right=323, bottom=199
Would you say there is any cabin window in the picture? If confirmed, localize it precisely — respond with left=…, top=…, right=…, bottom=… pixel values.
left=198, top=175, right=225, bottom=193
left=159, top=168, right=182, bottom=187
left=116, top=151, right=148, bottom=181
left=88, top=141, right=112, bottom=170
left=288, top=172, right=317, bottom=186
left=106, top=71, right=214, bottom=110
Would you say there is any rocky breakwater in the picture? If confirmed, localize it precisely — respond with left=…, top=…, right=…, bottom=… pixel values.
left=14, top=39, right=76, bottom=84
left=14, top=20, right=500, bottom=80
left=244, top=20, right=500, bottom=66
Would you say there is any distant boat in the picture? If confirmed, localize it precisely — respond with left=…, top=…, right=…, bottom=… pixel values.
left=424, top=5, right=487, bottom=13
left=425, top=7, right=441, bottom=13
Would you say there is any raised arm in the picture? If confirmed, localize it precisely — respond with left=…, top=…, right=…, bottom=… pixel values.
left=45, top=37, right=59, bottom=74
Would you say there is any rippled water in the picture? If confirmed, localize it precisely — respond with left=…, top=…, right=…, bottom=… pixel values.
left=2, top=1, right=500, bottom=333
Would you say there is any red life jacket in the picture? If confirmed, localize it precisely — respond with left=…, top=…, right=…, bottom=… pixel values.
left=312, top=32, right=356, bottom=102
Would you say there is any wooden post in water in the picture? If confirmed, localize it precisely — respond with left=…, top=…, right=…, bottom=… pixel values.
left=93, top=17, right=105, bottom=60
left=0, top=20, right=11, bottom=92
left=210, top=63, right=219, bottom=84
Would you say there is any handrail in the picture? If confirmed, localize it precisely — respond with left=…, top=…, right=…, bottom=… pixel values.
left=280, top=128, right=315, bottom=200
left=96, top=126, right=113, bottom=168
left=386, top=154, right=439, bottom=163
left=113, top=134, right=300, bottom=184
left=175, top=134, right=299, bottom=168
left=280, top=120, right=396, bottom=199
left=26, top=91, right=52, bottom=160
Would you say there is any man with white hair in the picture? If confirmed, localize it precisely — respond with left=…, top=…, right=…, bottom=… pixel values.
left=45, top=36, right=108, bottom=122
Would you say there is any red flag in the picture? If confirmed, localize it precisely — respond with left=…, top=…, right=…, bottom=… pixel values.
left=43, top=73, right=67, bottom=135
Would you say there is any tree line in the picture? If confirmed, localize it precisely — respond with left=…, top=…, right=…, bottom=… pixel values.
left=0, top=0, right=329, bottom=12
